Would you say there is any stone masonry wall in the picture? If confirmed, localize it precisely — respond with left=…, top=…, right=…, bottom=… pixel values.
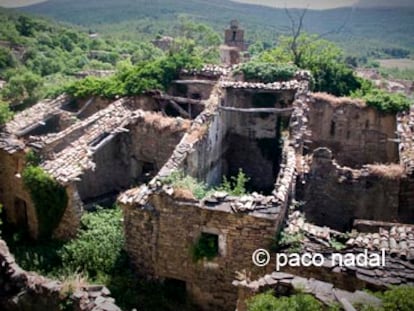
left=121, top=192, right=279, bottom=311
left=76, top=115, right=187, bottom=202
left=306, top=93, right=398, bottom=167
left=0, top=150, right=38, bottom=237
left=0, top=239, right=120, bottom=311
left=303, top=148, right=405, bottom=232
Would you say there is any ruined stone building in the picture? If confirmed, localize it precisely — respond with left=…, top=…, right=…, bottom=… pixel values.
left=115, top=64, right=414, bottom=310
left=1, top=26, right=414, bottom=311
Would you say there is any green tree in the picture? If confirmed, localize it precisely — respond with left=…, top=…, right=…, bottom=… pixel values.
left=259, top=34, right=361, bottom=96
left=1, top=68, right=43, bottom=105
left=16, top=15, right=36, bottom=37
left=0, top=47, right=15, bottom=71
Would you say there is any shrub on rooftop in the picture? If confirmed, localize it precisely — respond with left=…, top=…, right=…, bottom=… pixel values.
left=234, top=61, right=298, bottom=83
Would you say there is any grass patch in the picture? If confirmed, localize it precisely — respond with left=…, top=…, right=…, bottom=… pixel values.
left=162, top=169, right=250, bottom=200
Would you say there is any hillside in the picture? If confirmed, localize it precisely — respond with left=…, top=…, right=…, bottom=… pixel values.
left=17, top=0, right=414, bottom=57
left=0, top=8, right=165, bottom=108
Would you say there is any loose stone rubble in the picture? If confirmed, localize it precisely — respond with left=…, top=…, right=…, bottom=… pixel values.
left=283, top=211, right=414, bottom=288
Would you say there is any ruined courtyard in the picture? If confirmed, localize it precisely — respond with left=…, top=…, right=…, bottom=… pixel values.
left=0, top=22, right=414, bottom=311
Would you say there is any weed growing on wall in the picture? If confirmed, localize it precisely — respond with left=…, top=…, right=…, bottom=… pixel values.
left=22, top=165, right=68, bottom=239
left=217, top=168, right=250, bottom=196
left=162, top=169, right=250, bottom=199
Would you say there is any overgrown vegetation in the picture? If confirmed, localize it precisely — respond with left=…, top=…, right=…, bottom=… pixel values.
left=247, top=292, right=325, bottom=311
left=162, top=169, right=250, bottom=200
left=354, top=286, right=414, bottom=311
left=0, top=10, right=214, bottom=106
left=0, top=99, right=13, bottom=125
left=4, top=206, right=197, bottom=310
left=258, top=33, right=362, bottom=96
left=351, top=79, right=411, bottom=113
left=277, top=230, right=304, bottom=253
left=22, top=165, right=68, bottom=239
left=60, top=207, right=124, bottom=277
left=234, top=62, right=298, bottom=83
left=191, top=233, right=219, bottom=262
left=217, top=168, right=250, bottom=196
left=63, top=48, right=202, bottom=99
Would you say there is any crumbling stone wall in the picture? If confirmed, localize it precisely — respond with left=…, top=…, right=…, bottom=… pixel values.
left=76, top=115, right=188, bottom=202
left=0, top=239, right=120, bottom=311
left=183, top=88, right=294, bottom=192
left=0, top=150, right=38, bottom=237
left=121, top=192, right=279, bottom=311
left=306, top=93, right=399, bottom=167
left=303, top=148, right=406, bottom=231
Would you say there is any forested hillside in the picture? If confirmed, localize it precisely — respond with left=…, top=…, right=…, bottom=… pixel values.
left=18, top=0, right=414, bottom=58
left=0, top=8, right=223, bottom=124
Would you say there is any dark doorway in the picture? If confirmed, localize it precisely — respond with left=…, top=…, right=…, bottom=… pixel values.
left=14, top=197, right=28, bottom=232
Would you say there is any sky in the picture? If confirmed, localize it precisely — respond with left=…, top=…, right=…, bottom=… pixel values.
left=0, top=0, right=413, bottom=9
left=231, top=0, right=414, bottom=10
left=0, top=0, right=47, bottom=8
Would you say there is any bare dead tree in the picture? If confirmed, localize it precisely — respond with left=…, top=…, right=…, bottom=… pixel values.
left=280, top=6, right=354, bottom=66
left=285, top=7, right=308, bottom=65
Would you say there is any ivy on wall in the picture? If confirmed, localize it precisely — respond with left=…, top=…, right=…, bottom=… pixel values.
left=22, top=165, right=68, bottom=239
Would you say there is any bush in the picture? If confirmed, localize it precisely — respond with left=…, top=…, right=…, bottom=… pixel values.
left=64, top=50, right=202, bottom=98
left=382, top=286, right=414, bottom=311
left=351, top=79, right=411, bottom=113
left=247, top=292, right=323, bottom=311
left=22, top=166, right=68, bottom=239
left=163, top=169, right=250, bottom=199
left=235, top=61, right=298, bottom=83
left=60, top=207, right=123, bottom=276
left=162, top=170, right=212, bottom=200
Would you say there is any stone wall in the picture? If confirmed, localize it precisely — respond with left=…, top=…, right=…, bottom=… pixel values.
left=76, top=114, right=187, bottom=202
left=0, top=150, right=38, bottom=237
left=0, top=239, right=120, bottom=311
left=306, top=93, right=399, bottom=167
left=303, top=148, right=406, bottom=231
left=183, top=88, right=294, bottom=193
left=121, top=192, right=279, bottom=311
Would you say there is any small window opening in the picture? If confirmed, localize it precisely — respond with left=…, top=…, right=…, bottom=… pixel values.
left=330, top=121, right=336, bottom=137
left=192, top=232, right=219, bottom=261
